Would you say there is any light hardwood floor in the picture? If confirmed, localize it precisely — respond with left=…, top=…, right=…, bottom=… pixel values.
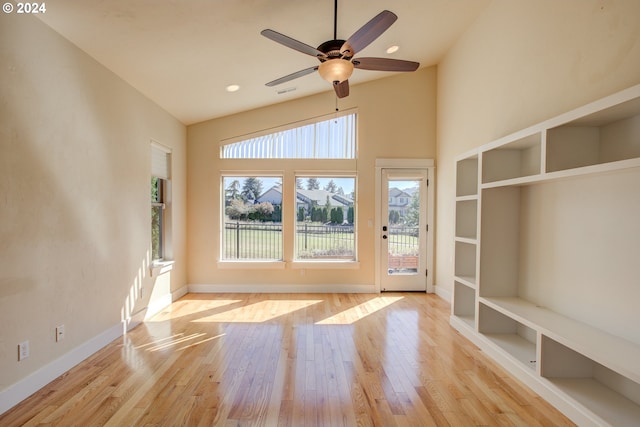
left=0, top=293, right=575, bottom=426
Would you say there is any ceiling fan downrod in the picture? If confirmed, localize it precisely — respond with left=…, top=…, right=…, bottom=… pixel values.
left=333, top=0, right=338, bottom=41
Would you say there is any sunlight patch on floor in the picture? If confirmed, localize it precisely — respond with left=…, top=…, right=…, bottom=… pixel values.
left=148, top=298, right=242, bottom=322
left=191, top=299, right=322, bottom=323
left=315, top=296, right=405, bottom=325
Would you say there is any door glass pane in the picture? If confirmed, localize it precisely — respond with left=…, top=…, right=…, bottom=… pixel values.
left=387, top=180, right=420, bottom=275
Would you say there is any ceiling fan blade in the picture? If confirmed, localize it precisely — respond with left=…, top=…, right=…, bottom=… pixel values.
left=353, top=57, right=419, bottom=72
left=333, top=80, right=349, bottom=98
left=261, top=29, right=326, bottom=58
left=340, top=10, right=397, bottom=57
left=265, top=66, right=319, bottom=87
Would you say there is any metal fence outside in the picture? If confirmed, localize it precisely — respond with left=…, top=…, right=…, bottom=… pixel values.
left=387, top=225, right=420, bottom=256
left=222, top=222, right=419, bottom=260
left=223, top=222, right=356, bottom=260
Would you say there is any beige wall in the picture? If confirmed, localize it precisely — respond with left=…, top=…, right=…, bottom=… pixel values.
left=436, top=0, right=640, bottom=297
left=187, top=67, right=437, bottom=288
left=0, top=15, right=187, bottom=391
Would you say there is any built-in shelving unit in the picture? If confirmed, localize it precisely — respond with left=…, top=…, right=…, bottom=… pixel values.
left=450, top=84, right=640, bottom=427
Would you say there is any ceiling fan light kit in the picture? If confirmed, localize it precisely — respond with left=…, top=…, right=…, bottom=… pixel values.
left=261, top=1, right=419, bottom=98
left=318, top=59, right=354, bottom=83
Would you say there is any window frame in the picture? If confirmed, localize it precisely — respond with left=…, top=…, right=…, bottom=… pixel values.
left=293, top=173, right=357, bottom=263
left=216, top=111, right=360, bottom=270
left=150, top=141, right=172, bottom=267
left=219, top=174, right=286, bottom=265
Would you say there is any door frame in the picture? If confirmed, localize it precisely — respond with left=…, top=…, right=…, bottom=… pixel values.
left=374, top=159, right=435, bottom=293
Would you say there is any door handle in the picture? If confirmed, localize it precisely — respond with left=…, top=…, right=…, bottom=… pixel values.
left=382, top=235, right=387, bottom=239
left=382, top=226, right=387, bottom=231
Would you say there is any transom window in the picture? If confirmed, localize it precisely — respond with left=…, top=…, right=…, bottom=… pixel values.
left=221, top=112, right=356, bottom=159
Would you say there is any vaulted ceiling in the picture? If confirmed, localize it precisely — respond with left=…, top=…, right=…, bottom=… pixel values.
left=38, top=0, right=489, bottom=125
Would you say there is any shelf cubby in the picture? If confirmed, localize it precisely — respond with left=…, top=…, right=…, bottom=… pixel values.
left=454, top=241, right=476, bottom=286
left=478, top=186, right=520, bottom=297
left=481, top=132, right=542, bottom=184
left=546, top=96, right=640, bottom=173
left=456, top=156, right=479, bottom=197
left=455, top=199, right=477, bottom=240
left=541, top=335, right=640, bottom=427
left=453, top=281, right=476, bottom=329
left=479, top=302, right=537, bottom=371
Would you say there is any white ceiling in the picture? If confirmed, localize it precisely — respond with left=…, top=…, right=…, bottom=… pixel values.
left=38, top=0, right=489, bottom=125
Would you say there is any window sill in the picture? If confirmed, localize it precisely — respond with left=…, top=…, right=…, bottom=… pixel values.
left=218, top=261, right=286, bottom=270
left=150, top=260, right=175, bottom=276
left=291, top=260, right=360, bottom=270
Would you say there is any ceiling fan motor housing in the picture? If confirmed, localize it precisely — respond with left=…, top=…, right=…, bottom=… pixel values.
left=317, top=39, right=350, bottom=60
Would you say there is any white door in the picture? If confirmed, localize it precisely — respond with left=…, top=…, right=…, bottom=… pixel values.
left=379, top=169, right=429, bottom=291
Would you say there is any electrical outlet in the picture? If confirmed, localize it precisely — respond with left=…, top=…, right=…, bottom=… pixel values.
left=56, top=325, right=65, bottom=342
left=18, top=341, right=29, bottom=361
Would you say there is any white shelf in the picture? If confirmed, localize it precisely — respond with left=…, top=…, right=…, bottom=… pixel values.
left=546, top=96, right=640, bottom=174
left=451, top=84, right=640, bottom=426
left=455, top=199, right=478, bottom=240
left=454, top=241, right=477, bottom=283
left=484, top=333, right=537, bottom=371
left=543, top=156, right=640, bottom=182
left=482, top=132, right=542, bottom=184
left=481, top=297, right=640, bottom=385
left=480, top=174, right=543, bottom=189
left=454, top=236, right=477, bottom=245
left=549, top=378, right=640, bottom=427
left=453, top=281, right=476, bottom=329
left=455, top=194, right=478, bottom=202
left=450, top=314, right=476, bottom=335
left=456, top=156, right=479, bottom=197
left=478, top=302, right=538, bottom=371
left=453, top=275, right=476, bottom=288
left=482, top=156, right=640, bottom=190
left=453, top=314, right=476, bottom=330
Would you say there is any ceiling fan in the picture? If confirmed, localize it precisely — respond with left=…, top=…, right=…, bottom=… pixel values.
left=261, top=0, right=420, bottom=98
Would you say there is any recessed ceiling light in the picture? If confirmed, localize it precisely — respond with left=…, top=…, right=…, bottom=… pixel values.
left=386, top=45, right=399, bottom=54
left=226, top=84, right=240, bottom=93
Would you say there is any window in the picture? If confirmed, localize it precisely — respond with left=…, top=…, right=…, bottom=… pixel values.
left=222, top=176, right=283, bottom=260
left=221, top=112, right=356, bottom=159
left=218, top=111, right=357, bottom=266
left=151, top=177, right=164, bottom=260
left=295, top=176, right=356, bottom=260
left=151, top=142, right=170, bottom=261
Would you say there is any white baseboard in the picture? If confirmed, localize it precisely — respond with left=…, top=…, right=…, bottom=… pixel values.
left=171, top=285, right=189, bottom=301
left=188, top=283, right=378, bottom=294
left=0, top=285, right=190, bottom=416
left=0, top=323, right=123, bottom=415
left=434, top=284, right=452, bottom=303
